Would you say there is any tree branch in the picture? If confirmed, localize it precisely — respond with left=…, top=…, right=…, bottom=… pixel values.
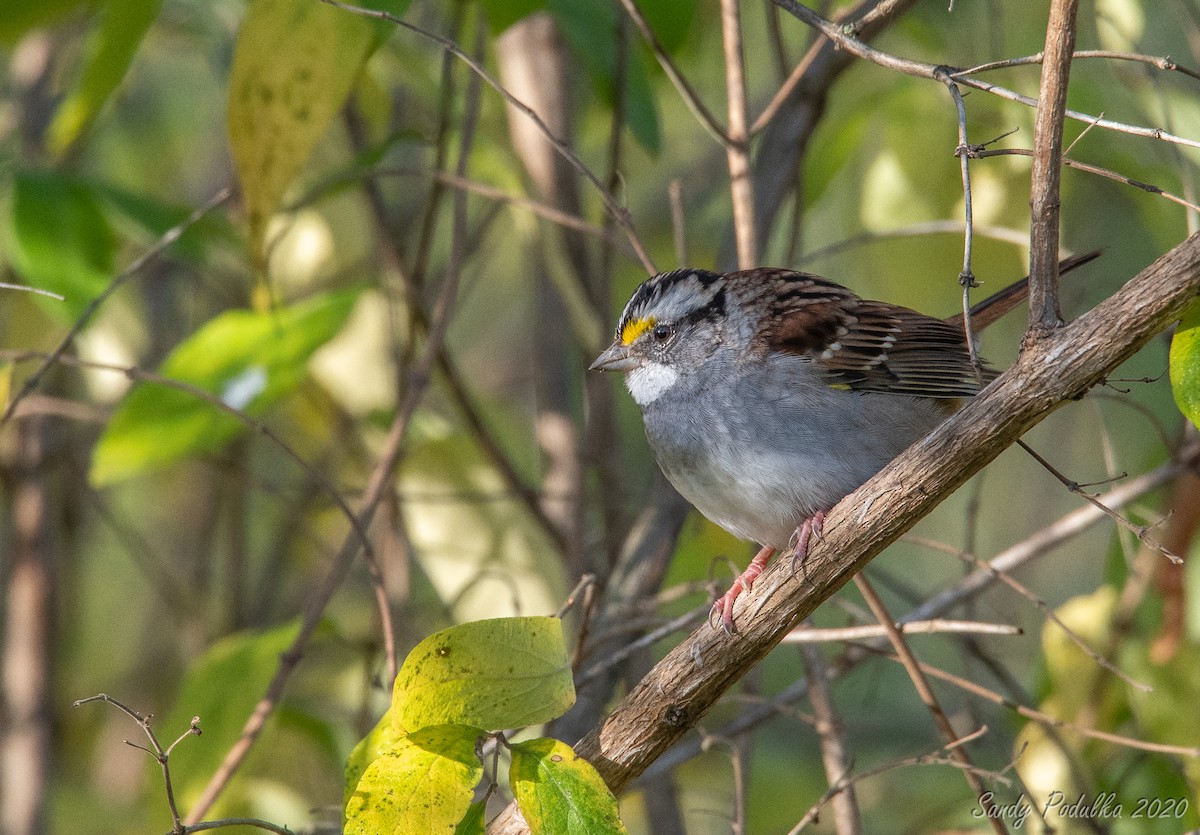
left=486, top=236, right=1200, bottom=833
left=1028, top=0, right=1080, bottom=329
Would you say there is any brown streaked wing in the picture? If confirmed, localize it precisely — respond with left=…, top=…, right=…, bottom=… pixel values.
left=756, top=272, right=995, bottom=398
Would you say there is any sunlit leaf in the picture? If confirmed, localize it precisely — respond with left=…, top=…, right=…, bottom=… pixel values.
left=6, top=169, right=114, bottom=319
left=392, top=617, right=574, bottom=734
left=344, top=708, right=402, bottom=807
left=89, top=288, right=360, bottom=485
left=455, top=800, right=487, bottom=835
left=227, top=0, right=408, bottom=268
left=510, top=737, right=627, bottom=834
left=344, top=724, right=483, bottom=834
left=158, top=619, right=301, bottom=800
left=47, top=0, right=164, bottom=155
left=1169, top=298, right=1200, bottom=430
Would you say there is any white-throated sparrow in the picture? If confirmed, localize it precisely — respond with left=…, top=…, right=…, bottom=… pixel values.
left=591, top=254, right=1097, bottom=631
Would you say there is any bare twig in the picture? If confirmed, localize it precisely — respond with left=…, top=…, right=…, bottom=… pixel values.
left=786, top=728, right=1000, bottom=834
left=720, top=0, right=755, bottom=269
left=182, top=819, right=293, bottom=834
left=73, top=695, right=202, bottom=834
left=909, top=532, right=1153, bottom=692
left=768, top=0, right=1200, bottom=150
left=853, top=574, right=1006, bottom=833
left=862, top=645, right=1200, bottom=758
left=784, top=619, right=1021, bottom=642
left=0, top=283, right=65, bottom=299
left=613, top=0, right=729, bottom=145
left=799, top=640, right=862, bottom=835
left=319, top=0, right=657, bottom=274
left=933, top=66, right=984, bottom=377
left=1027, top=0, right=1079, bottom=329
left=957, top=50, right=1200, bottom=84
left=974, top=148, right=1200, bottom=214
left=1, top=188, right=233, bottom=427
left=1017, top=439, right=1181, bottom=564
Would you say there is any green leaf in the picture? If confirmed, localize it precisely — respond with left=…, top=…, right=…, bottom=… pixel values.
left=344, top=709, right=403, bottom=807
left=547, top=0, right=661, bottom=154
left=89, top=288, right=360, bottom=485
left=454, top=800, right=486, bottom=835
left=510, top=737, right=627, bottom=835
left=6, top=170, right=115, bottom=319
left=227, top=0, right=408, bottom=267
left=637, top=0, right=698, bottom=53
left=46, top=0, right=164, bottom=156
left=479, top=0, right=546, bottom=32
left=0, top=0, right=87, bottom=44
left=344, top=724, right=483, bottom=834
left=392, top=617, right=574, bottom=734
left=157, top=620, right=301, bottom=799
left=1169, top=298, right=1200, bottom=429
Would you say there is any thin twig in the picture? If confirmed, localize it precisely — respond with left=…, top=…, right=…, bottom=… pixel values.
left=934, top=66, right=983, bottom=378
left=784, top=618, right=1022, bottom=642
left=1027, top=0, right=1079, bottom=329
left=319, top=0, right=656, bottom=274
left=853, top=574, right=1007, bottom=834
left=861, top=644, right=1200, bottom=758
left=799, top=639, right=862, bottom=835
left=910, top=532, right=1153, bottom=692
left=721, top=0, right=756, bottom=268
left=786, top=728, right=1000, bottom=834
left=73, top=695, right=202, bottom=834
left=613, top=0, right=729, bottom=145
left=956, top=50, right=1200, bottom=84
left=1018, top=439, right=1181, bottom=564
left=1, top=187, right=233, bottom=427
left=668, top=179, right=687, bottom=267
left=975, top=148, right=1200, bottom=214
left=768, top=0, right=1200, bottom=150
left=0, top=283, right=66, bottom=300
left=575, top=604, right=709, bottom=688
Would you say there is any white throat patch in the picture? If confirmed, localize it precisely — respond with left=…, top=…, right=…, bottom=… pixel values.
left=625, top=361, right=679, bottom=406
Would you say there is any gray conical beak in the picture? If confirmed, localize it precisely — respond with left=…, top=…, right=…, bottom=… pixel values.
left=589, top=342, right=643, bottom=372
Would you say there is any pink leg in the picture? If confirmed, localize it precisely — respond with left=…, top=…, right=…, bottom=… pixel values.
left=712, top=545, right=776, bottom=634
left=788, top=510, right=826, bottom=574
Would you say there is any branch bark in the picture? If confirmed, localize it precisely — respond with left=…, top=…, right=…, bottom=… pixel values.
left=486, top=235, right=1200, bottom=833
left=1028, top=0, right=1081, bottom=329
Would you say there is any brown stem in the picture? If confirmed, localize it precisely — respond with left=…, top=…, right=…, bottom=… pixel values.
left=721, top=0, right=756, bottom=268
left=1028, top=0, right=1080, bottom=329
left=853, top=574, right=1006, bottom=834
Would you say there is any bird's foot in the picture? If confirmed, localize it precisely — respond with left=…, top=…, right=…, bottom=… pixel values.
left=711, top=545, right=776, bottom=634
left=788, top=510, right=826, bottom=575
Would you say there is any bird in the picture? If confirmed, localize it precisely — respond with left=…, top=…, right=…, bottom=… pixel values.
left=590, top=254, right=1098, bottom=632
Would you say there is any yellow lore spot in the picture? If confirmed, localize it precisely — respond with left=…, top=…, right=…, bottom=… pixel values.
left=621, top=316, right=657, bottom=345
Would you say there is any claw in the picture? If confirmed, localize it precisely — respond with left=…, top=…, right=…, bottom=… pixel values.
left=711, top=545, right=776, bottom=633
left=788, top=510, right=826, bottom=575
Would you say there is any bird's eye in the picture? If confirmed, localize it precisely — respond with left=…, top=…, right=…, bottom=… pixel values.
left=652, top=323, right=674, bottom=341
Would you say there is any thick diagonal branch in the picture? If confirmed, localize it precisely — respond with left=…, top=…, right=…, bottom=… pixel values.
left=487, top=237, right=1200, bottom=833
